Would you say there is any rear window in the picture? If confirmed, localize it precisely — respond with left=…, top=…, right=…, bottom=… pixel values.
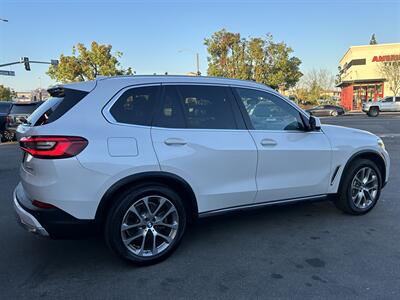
left=10, top=103, right=41, bottom=115
left=28, top=88, right=88, bottom=126
left=0, top=102, right=12, bottom=114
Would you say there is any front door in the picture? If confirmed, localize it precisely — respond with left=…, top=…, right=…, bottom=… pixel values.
left=233, top=87, right=332, bottom=203
left=151, top=84, right=258, bottom=213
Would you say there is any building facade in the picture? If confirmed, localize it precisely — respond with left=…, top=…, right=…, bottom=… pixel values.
left=337, top=43, right=400, bottom=110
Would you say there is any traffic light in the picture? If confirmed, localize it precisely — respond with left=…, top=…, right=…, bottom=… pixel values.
left=21, top=57, right=30, bottom=71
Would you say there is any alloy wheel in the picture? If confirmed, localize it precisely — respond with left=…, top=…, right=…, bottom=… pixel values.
left=351, top=167, right=379, bottom=209
left=120, top=195, right=179, bottom=257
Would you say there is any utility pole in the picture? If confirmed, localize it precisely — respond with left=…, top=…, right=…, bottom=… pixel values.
left=196, top=53, right=200, bottom=76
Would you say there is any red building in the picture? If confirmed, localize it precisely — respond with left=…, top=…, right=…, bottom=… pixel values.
left=337, top=43, right=399, bottom=111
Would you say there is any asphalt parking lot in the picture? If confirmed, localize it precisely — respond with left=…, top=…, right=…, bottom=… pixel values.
left=0, top=114, right=399, bottom=299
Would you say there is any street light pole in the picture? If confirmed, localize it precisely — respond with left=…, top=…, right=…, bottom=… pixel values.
left=178, top=49, right=201, bottom=76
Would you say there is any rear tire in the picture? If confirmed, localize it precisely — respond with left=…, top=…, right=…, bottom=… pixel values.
left=1, top=130, right=15, bottom=142
left=105, top=184, right=187, bottom=266
left=367, top=107, right=379, bottom=117
left=334, top=159, right=382, bottom=215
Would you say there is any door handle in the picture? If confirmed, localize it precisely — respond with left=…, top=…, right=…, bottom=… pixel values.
left=260, top=138, right=277, bottom=146
left=164, top=138, right=187, bottom=146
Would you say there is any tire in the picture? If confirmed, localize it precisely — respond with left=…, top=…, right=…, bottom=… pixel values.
left=330, top=110, right=338, bottom=117
left=2, top=130, right=15, bottom=142
left=367, top=107, right=379, bottom=117
left=334, top=159, right=382, bottom=215
left=105, top=183, right=187, bottom=265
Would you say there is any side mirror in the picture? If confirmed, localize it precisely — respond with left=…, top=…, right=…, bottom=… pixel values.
left=308, top=116, right=321, bottom=131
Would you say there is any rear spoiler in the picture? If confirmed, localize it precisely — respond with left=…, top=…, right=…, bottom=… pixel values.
left=47, top=86, right=65, bottom=97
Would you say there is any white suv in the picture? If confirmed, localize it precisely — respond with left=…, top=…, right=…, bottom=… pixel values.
left=14, top=76, right=390, bottom=265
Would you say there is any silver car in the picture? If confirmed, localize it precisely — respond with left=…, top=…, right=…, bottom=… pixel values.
left=362, top=96, right=400, bottom=117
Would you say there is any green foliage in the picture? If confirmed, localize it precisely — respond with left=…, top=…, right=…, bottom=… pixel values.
left=47, top=41, right=133, bottom=83
left=204, top=29, right=302, bottom=89
left=369, top=34, right=378, bottom=45
left=0, top=85, right=16, bottom=101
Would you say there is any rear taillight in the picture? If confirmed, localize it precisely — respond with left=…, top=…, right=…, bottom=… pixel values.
left=32, top=200, right=56, bottom=209
left=19, top=136, right=88, bottom=159
left=6, top=116, right=12, bottom=125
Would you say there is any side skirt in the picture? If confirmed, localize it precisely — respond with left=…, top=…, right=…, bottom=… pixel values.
left=198, top=194, right=329, bottom=218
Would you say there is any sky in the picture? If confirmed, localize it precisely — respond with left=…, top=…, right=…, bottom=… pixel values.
left=0, top=0, right=399, bottom=91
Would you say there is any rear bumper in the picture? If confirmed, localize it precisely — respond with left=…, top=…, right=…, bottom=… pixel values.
left=13, top=188, right=49, bottom=236
left=13, top=183, right=98, bottom=238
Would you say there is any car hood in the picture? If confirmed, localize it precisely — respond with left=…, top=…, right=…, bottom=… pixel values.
left=321, top=124, right=377, bottom=139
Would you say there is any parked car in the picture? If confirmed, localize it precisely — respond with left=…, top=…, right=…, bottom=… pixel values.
left=0, top=101, right=13, bottom=142
left=14, top=76, right=390, bottom=265
left=362, top=96, right=400, bottom=117
left=306, top=105, right=345, bottom=117
left=6, top=101, right=44, bottom=140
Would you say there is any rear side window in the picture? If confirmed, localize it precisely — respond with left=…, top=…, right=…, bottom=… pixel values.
left=155, top=85, right=237, bottom=129
left=28, top=89, right=88, bottom=126
left=110, top=86, right=160, bottom=126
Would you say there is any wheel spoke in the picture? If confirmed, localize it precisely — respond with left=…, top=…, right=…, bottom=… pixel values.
left=153, top=198, right=166, bottom=216
left=123, top=232, right=144, bottom=246
left=138, top=231, right=147, bottom=255
left=121, top=222, right=142, bottom=231
left=364, top=168, right=371, bottom=182
left=355, top=192, right=363, bottom=206
left=142, top=197, right=152, bottom=215
left=129, top=205, right=143, bottom=221
left=160, top=206, right=176, bottom=221
left=156, top=222, right=178, bottom=229
left=157, top=232, right=172, bottom=243
left=152, top=232, right=157, bottom=254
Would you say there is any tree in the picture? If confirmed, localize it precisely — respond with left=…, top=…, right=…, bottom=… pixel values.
left=293, top=68, right=335, bottom=104
left=369, top=34, right=378, bottom=45
left=204, top=29, right=302, bottom=89
left=379, top=61, right=400, bottom=96
left=0, top=85, right=16, bottom=101
left=47, top=41, right=133, bottom=83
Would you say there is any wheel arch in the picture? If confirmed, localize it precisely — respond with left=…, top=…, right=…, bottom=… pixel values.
left=338, top=150, right=386, bottom=191
left=95, top=171, right=199, bottom=224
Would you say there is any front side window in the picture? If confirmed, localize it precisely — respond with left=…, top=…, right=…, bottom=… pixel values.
left=110, top=86, right=160, bottom=126
left=235, top=88, right=305, bottom=131
left=155, top=85, right=237, bottom=129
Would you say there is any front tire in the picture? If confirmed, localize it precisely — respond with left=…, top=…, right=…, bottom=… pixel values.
left=334, top=159, right=382, bottom=215
left=105, top=184, right=187, bottom=265
left=368, top=107, right=379, bottom=117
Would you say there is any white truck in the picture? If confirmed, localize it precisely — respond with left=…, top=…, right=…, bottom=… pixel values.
left=362, top=96, right=400, bottom=117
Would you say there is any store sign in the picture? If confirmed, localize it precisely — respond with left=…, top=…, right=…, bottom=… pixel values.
left=372, top=54, right=400, bottom=62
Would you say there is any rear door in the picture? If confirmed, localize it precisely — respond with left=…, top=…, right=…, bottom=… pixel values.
left=233, top=87, right=331, bottom=203
left=151, top=84, right=258, bottom=213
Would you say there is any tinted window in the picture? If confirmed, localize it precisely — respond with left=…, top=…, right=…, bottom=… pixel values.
left=27, top=88, right=88, bottom=126
left=10, top=103, right=42, bottom=114
left=395, top=97, right=400, bottom=102
left=110, top=86, right=160, bottom=126
left=177, top=85, right=237, bottom=129
left=0, top=102, right=12, bottom=114
left=154, top=86, right=185, bottom=128
left=235, top=88, right=305, bottom=131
